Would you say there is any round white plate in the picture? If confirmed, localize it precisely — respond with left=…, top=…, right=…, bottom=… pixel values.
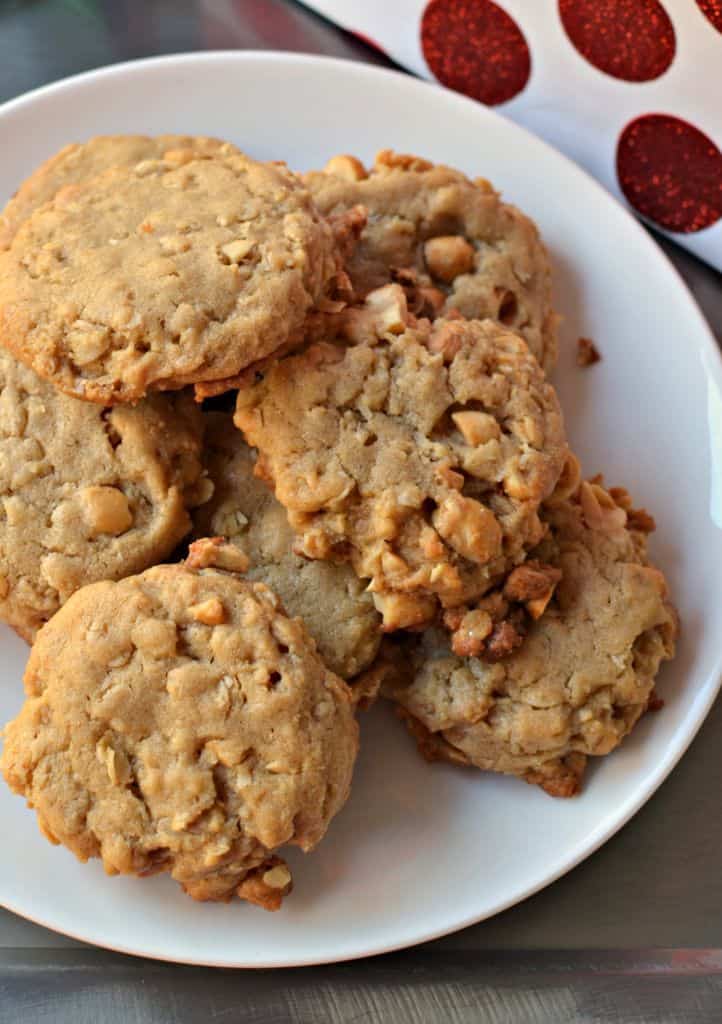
left=0, top=52, right=720, bottom=969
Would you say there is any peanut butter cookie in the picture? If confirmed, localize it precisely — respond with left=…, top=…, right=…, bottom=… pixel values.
left=383, top=477, right=678, bottom=796
left=1, top=543, right=358, bottom=908
left=0, top=349, right=206, bottom=641
left=0, top=149, right=342, bottom=402
left=193, top=413, right=381, bottom=678
left=0, top=133, right=238, bottom=250
left=305, top=150, right=557, bottom=371
left=234, top=285, right=567, bottom=632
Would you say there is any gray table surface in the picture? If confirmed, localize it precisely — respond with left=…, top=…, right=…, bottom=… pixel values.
left=1, top=1, right=721, bottom=1020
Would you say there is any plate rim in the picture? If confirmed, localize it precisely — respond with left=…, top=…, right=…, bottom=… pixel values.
left=0, top=48, right=721, bottom=969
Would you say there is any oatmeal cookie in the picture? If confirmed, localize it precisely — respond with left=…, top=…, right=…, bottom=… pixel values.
left=234, top=285, right=567, bottom=632
left=193, top=413, right=381, bottom=678
left=305, top=150, right=557, bottom=371
left=0, top=348, right=206, bottom=641
left=0, top=134, right=238, bottom=250
left=0, top=149, right=342, bottom=402
left=383, top=479, right=678, bottom=796
left=1, top=542, right=358, bottom=907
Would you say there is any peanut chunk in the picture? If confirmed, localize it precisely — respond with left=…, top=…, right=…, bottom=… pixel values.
left=546, top=451, right=581, bottom=506
left=80, top=486, right=132, bottom=537
left=504, top=560, right=562, bottom=620
left=236, top=857, right=292, bottom=912
left=365, top=284, right=408, bottom=335
left=373, top=591, right=436, bottom=631
left=186, top=537, right=249, bottom=573
left=189, top=597, right=226, bottom=625
left=448, top=609, right=493, bottom=657
left=424, top=236, right=475, bottom=284
left=433, top=493, right=502, bottom=564
left=451, top=410, right=500, bottom=446
left=324, top=154, right=367, bottom=181
left=427, top=320, right=465, bottom=362
left=484, top=619, right=526, bottom=661
left=579, top=481, right=627, bottom=533
left=221, top=239, right=255, bottom=263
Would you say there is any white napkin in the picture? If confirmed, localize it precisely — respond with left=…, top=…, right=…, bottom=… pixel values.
left=304, top=0, right=722, bottom=271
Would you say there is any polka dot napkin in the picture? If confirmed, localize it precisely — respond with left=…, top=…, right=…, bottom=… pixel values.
left=305, top=0, right=722, bottom=271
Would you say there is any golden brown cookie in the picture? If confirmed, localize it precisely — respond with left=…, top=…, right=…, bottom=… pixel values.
left=0, top=149, right=342, bottom=403
left=305, top=150, right=558, bottom=372
left=0, top=348, right=206, bottom=641
left=0, top=134, right=237, bottom=250
left=234, top=285, right=567, bottom=632
left=1, top=543, right=358, bottom=907
left=383, top=479, right=678, bottom=796
left=193, top=413, right=381, bottom=678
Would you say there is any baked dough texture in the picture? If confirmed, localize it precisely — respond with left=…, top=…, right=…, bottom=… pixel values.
left=1, top=547, right=358, bottom=907
left=234, top=285, right=567, bottom=632
left=193, top=413, right=381, bottom=678
left=382, top=481, right=678, bottom=796
left=306, top=150, right=558, bottom=372
left=0, top=134, right=238, bottom=250
left=0, top=348, right=205, bottom=641
left=0, top=148, right=342, bottom=402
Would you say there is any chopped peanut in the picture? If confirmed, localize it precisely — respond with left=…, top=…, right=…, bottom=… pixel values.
left=186, top=537, right=249, bottom=573
left=236, top=858, right=292, bottom=912
left=424, top=235, right=475, bottom=283
left=449, top=609, right=494, bottom=657
left=451, top=410, right=500, bottom=446
left=433, top=493, right=502, bottom=564
left=427, top=320, right=465, bottom=362
left=324, top=154, right=367, bottom=181
left=483, top=619, right=526, bottom=661
left=546, top=451, right=582, bottom=506
left=504, top=562, right=562, bottom=602
left=365, top=284, right=408, bottom=335
left=221, top=239, right=255, bottom=263
left=189, top=597, right=226, bottom=626
left=579, top=481, right=627, bottom=533
left=80, top=486, right=133, bottom=537
left=373, top=591, right=436, bottom=631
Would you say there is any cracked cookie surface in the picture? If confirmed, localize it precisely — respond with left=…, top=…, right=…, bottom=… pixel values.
left=0, top=349, right=205, bottom=641
left=234, top=285, right=567, bottom=632
left=305, top=150, right=558, bottom=372
left=383, top=481, right=678, bottom=796
left=0, top=133, right=238, bottom=250
left=193, top=413, right=381, bottom=678
left=1, top=548, right=358, bottom=907
left=0, top=148, right=341, bottom=402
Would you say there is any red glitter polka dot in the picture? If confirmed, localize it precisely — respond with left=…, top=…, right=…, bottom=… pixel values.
left=559, top=0, right=675, bottom=82
left=696, top=0, right=722, bottom=33
left=617, top=115, right=722, bottom=233
left=421, top=0, right=531, bottom=106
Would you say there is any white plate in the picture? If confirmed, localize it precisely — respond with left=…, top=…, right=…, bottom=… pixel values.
left=0, top=51, right=721, bottom=969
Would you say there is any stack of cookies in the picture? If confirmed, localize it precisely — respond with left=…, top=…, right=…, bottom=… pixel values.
left=0, top=137, right=677, bottom=910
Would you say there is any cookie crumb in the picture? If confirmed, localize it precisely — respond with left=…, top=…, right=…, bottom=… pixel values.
left=647, top=692, right=665, bottom=712
left=236, top=857, right=293, bottom=912
left=577, top=337, right=601, bottom=367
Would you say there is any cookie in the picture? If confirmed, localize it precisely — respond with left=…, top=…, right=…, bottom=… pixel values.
left=1, top=542, right=358, bottom=907
left=305, top=150, right=558, bottom=371
left=0, top=134, right=237, bottom=250
left=234, top=285, right=567, bottom=632
left=193, top=413, right=381, bottom=678
left=0, top=348, right=206, bottom=641
left=0, top=149, right=342, bottom=403
left=383, top=479, right=678, bottom=796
